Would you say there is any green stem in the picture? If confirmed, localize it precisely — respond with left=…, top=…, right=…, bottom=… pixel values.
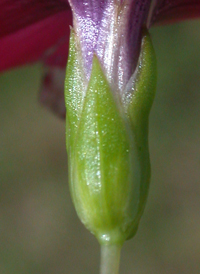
left=100, top=245, right=121, bottom=274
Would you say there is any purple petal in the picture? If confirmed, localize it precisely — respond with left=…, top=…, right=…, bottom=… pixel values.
left=69, top=0, right=152, bottom=92
left=68, top=0, right=107, bottom=77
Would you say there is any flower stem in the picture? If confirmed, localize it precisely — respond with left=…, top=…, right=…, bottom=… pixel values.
left=100, top=244, right=121, bottom=274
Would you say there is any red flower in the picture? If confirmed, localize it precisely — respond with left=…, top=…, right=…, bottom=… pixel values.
left=0, top=0, right=199, bottom=118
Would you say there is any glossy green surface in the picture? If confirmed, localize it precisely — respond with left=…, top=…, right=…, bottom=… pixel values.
left=125, top=31, right=157, bottom=238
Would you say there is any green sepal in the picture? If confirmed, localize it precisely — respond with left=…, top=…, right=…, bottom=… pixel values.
left=125, top=30, right=157, bottom=239
left=70, top=55, right=141, bottom=245
left=65, top=29, right=86, bottom=151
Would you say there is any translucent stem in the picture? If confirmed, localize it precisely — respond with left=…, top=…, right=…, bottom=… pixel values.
left=100, top=245, right=121, bottom=274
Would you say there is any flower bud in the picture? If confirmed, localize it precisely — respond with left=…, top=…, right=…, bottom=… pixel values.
left=65, top=29, right=156, bottom=245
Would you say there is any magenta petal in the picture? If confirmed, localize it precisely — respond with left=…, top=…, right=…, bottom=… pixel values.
left=0, top=11, right=72, bottom=72
left=0, top=0, right=70, bottom=38
left=152, top=0, right=200, bottom=25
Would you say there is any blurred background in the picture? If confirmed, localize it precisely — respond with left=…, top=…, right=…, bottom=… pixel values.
left=0, top=20, right=200, bottom=274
